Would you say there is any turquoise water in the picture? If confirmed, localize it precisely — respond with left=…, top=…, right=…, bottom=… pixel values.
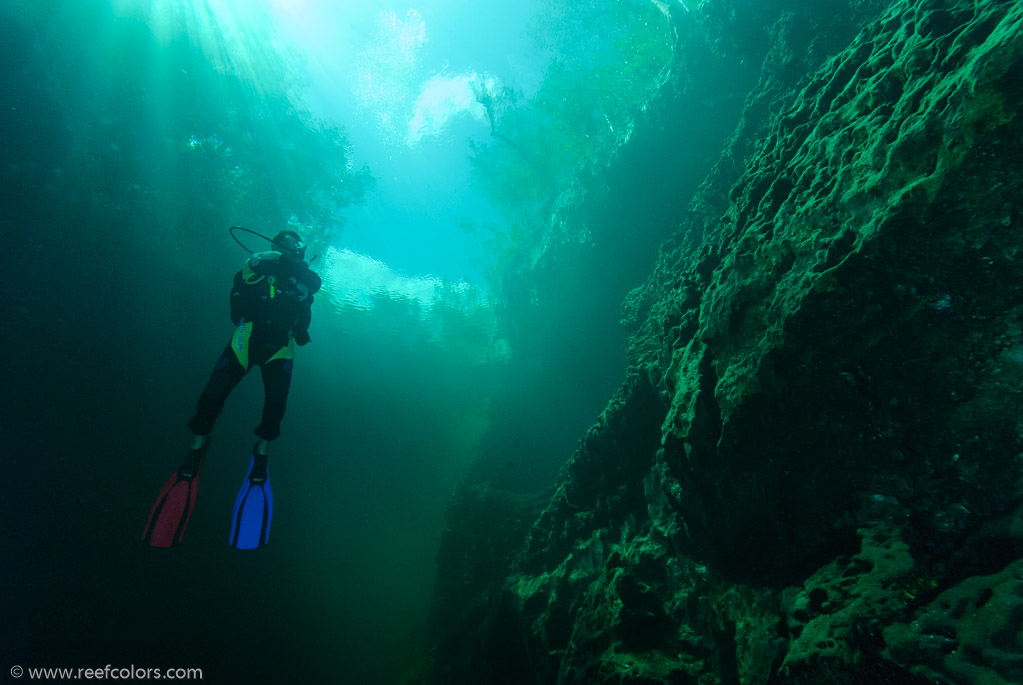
left=2, top=1, right=688, bottom=682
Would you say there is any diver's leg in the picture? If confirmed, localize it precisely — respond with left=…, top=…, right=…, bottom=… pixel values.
left=254, top=357, right=293, bottom=445
left=187, top=343, right=249, bottom=437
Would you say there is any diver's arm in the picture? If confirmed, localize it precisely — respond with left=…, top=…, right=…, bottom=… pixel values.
left=297, top=267, right=322, bottom=295
left=294, top=298, right=313, bottom=346
left=249, top=251, right=283, bottom=274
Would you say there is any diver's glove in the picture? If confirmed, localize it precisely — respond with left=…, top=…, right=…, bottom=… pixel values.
left=250, top=251, right=283, bottom=267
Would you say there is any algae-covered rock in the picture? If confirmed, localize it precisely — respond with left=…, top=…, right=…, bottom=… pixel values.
left=416, top=0, right=1023, bottom=683
left=886, top=560, right=1023, bottom=685
left=626, top=0, right=1023, bottom=582
left=780, top=527, right=919, bottom=676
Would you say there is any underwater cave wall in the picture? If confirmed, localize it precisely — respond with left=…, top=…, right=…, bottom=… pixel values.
left=474, top=0, right=893, bottom=491
left=417, top=0, right=1023, bottom=684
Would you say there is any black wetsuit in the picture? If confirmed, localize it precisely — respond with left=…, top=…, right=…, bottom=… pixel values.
left=188, top=252, right=322, bottom=441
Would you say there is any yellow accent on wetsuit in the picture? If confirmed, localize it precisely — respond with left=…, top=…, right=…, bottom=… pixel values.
left=232, top=322, right=254, bottom=369
left=242, top=259, right=265, bottom=285
left=267, top=338, right=295, bottom=363
left=232, top=323, right=294, bottom=368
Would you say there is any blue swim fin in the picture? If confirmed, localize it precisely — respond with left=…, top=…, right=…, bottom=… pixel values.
left=229, top=451, right=272, bottom=549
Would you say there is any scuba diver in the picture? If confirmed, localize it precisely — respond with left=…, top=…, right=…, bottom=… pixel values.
left=142, top=229, right=322, bottom=549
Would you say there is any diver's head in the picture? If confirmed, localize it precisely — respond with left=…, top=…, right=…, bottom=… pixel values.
left=272, top=230, right=306, bottom=262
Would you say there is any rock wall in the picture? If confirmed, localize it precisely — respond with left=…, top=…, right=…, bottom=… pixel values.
left=471, top=0, right=891, bottom=491
left=415, top=0, right=1023, bottom=683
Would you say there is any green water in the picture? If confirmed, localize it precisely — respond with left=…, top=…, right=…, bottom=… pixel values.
left=2, top=0, right=721, bottom=682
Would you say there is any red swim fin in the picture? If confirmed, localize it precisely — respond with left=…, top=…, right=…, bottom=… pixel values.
left=142, top=446, right=208, bottom=548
